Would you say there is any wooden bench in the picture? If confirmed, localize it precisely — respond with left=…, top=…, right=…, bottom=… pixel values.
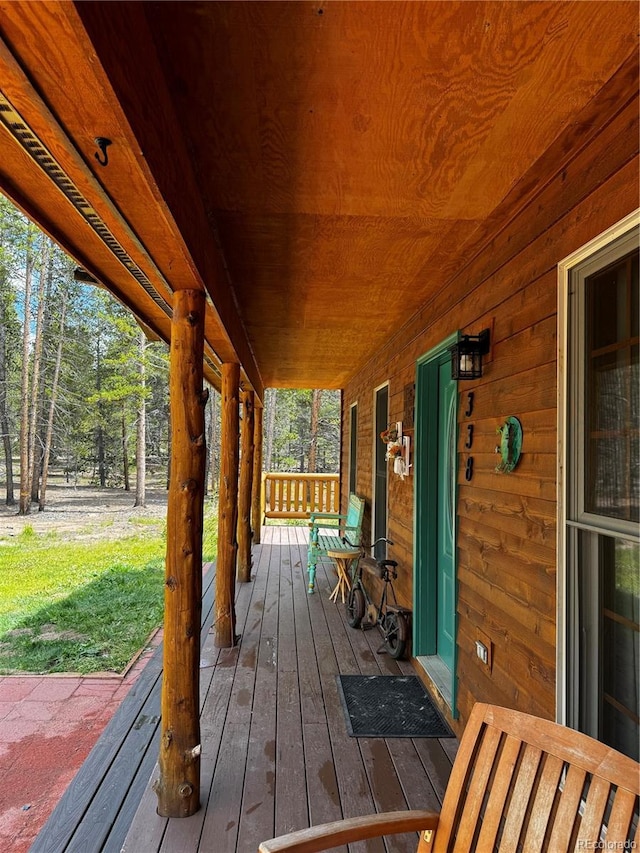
left=307, top=493, right=365, bottom=594
left=259, top=701, right=640, bottom=852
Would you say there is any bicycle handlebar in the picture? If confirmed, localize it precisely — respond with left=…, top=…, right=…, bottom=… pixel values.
left=342, top=535, right=394, bottom=549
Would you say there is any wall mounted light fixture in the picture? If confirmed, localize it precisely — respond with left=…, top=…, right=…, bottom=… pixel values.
left=449, top=329, right=491, bottom=380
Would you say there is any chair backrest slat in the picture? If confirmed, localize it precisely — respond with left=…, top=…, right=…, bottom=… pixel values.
left=475, top=734, right=522, bottom=850
left=345, top=493, right=364, bottom=531
left=498, top=744, right=543, bottom=853
left=522, top=754, right=564, bottom=850
left=545, top=763, right=587, bottom=851
left=577, top=776, right=613, bottom=846
left=431, top=706, right=487, bottom=851
left=454, top=725, right=502, bottom=849
left=607, top=788, right=639, bottom=845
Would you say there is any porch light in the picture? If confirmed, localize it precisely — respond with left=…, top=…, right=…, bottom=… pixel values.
left=450, top=329, right=491, bottom=380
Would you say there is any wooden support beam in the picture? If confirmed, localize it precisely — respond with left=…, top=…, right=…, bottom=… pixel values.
left=214, top=362, right=240, bottom=647
left=237, top=389, right=255, bottom=583
left=155, top=289, right=206, bottom=818
left=251, top=405, right=264, bottom=545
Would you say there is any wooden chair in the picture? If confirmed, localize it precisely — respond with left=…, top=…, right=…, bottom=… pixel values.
left=259, top=702, right=640, bottom=852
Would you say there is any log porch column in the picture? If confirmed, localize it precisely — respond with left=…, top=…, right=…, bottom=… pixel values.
left=251, top=404, right=263, bottom=544
left=214, top=361, right=240, bottom=647
left=155, top=289, right=206, bottom=818
left=237, top=388, right=254, bottom=582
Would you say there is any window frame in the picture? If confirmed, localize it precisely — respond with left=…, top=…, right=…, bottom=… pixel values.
left=348, top=401, right=358, bottom=495
left=557, top=212, right=640, bottom=733
left=569, top=236, right=639, bottom=538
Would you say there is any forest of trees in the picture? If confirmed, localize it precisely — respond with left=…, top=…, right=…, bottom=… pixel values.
left=0, top=194, right=340, bottom=512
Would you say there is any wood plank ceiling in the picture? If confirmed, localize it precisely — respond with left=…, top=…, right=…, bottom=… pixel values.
left=0, top=1, right=637, bottom=394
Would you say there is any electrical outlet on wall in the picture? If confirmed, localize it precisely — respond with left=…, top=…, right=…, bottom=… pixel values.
left=475, top=628, right=493, bottom=672
left=476, top=640, right=488, bottom=664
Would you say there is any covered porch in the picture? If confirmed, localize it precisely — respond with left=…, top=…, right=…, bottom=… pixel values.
left=0, top=2, right=637, bottom=843
left=35, top=527, right=455, bottom=852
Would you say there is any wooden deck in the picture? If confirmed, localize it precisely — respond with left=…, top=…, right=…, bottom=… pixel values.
left=34, top=527, right=456, bottom=853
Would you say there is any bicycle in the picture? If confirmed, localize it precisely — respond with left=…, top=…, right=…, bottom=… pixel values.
left=344, top=537, right=411, bottom=660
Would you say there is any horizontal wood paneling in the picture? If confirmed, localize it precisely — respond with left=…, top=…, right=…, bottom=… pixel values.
left=458, top=487, right=555, bottom=549
left=342, top=75, right=639, bottom=730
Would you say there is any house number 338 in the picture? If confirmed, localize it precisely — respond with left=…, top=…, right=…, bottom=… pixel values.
left=464, top=392, right=474, bottom=481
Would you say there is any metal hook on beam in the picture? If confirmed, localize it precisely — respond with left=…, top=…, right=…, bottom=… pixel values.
left=94, top=137, right=112, bottom=167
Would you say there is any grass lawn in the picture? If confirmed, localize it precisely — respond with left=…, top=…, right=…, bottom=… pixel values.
left=0, top=506, right=218, bottom=675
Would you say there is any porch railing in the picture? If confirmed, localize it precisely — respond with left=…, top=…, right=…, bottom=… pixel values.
left=262, top=472, right=340, bottom=521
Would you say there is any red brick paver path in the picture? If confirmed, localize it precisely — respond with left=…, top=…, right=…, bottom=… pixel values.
left=0, top=632, right=161, bottom=853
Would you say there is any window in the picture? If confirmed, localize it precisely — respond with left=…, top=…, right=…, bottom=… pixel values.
left=349, top=403, right=358, bottom=495
left=566, top=228, right=639, bottom=762
left=583, top=252, right=639, bottom=523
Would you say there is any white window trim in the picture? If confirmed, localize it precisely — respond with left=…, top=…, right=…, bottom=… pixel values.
left=556, top=208, right=640, bottom=725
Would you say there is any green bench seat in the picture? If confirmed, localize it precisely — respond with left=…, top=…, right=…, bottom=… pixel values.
left=307, top=493, right=365, bottom=593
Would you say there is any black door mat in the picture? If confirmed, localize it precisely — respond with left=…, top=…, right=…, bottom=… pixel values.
left=337, top=675, right=454, bottom=738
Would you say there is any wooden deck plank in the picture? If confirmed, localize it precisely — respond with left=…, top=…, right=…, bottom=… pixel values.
left=288, top=534, right=349, bottom=853
left=329, top=562, right=456, bottom=815
left=288, top=537, right=345, bottom=842
left=126, top=587, right=227, bottom=853
left=234, top=542, right=281, bottom=851
left=316, top=579, right=417, bottom=853
left=274, top=536, right=308, bottom=837
left=158, top=567, right=256, bottom=852
left=305, top=562, right=386, bottom=853
left=115, top=527, right=456, bottom=853
left=116, top=568, right=217, bottom=853
left=195, top=542, right=271, bottom=852
left=318, top=557, right=413, bottom=832
left=314, top=558, right=441, bottom=852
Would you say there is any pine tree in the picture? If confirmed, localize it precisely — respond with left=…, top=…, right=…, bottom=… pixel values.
left=18, top=223, right=38, bottom=514
left=0, top=196, right=22, bottom=504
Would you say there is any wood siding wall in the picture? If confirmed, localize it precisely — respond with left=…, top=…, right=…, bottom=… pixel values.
left=341, top=74, right=639, bottom=734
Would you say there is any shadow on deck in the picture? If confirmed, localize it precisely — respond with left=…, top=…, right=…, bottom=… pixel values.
left=32, top=527, right=456, bottom=853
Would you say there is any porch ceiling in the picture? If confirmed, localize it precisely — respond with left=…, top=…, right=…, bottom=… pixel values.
left=0, top=1, right=636, bottom=394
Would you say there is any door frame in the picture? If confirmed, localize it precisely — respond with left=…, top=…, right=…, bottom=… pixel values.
left=372, top=381, right=389, bottom=557
left=414, top=332, right=459, bottom=714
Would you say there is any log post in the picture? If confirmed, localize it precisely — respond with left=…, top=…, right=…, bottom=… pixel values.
left=214, top=361, right=240, bottom=647
left=155, top=289, right=206, bottom=818
left=237, top=389, right=254, bottom=582
left=251, top=404, right=263, bottom=544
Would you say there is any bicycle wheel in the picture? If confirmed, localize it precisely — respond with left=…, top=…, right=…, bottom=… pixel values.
left=346, top=586, right=365, bottom=628
left=384, top=611, right=407, bottom=659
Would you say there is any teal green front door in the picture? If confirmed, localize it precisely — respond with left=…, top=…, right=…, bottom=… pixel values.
left=435, top=358, right=457, bottom=670
left=414, top=335, right=458, bottom=693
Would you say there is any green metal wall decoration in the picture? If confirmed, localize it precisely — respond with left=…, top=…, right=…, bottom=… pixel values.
left=495, top=416, right=523, bottom=473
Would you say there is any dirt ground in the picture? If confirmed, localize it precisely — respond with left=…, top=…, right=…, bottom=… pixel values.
left=0, top=482, right=169, bottom=541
